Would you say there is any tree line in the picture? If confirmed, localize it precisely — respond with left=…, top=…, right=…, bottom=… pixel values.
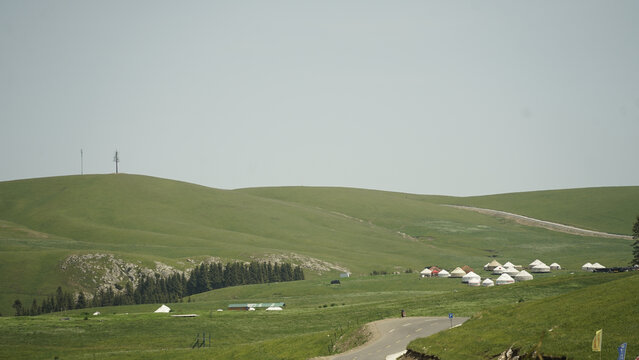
left=11, top=261, right=304, bottom=316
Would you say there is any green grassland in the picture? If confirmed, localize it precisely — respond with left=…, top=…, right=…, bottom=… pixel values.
left=0, top=174, right=636, bottom=316
left=0, top=271, right=634, bottom=359
left=407, top=272, right=639, bottom=360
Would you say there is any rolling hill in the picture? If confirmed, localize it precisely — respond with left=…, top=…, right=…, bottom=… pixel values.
left=0, top=174, right=636, bottom=316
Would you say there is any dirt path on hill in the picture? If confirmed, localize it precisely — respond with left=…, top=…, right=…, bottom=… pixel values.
left=446, top=205, right=633, bottom=240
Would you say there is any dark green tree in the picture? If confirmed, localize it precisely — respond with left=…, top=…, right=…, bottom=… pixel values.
left=12, top=299, right=23, bottom=316
left=632, top=215, right=639, bottom=266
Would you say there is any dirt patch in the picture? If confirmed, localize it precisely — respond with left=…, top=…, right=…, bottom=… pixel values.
left=446, top=205, right=632, bottom=240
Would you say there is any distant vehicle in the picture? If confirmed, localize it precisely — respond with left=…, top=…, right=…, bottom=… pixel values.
left=330, top=280, right=341, bottom=285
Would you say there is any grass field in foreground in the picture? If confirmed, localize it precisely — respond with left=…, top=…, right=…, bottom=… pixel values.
left=407, top=271, right=639, bottom=360
left=0, top=271, right=633, bottom=359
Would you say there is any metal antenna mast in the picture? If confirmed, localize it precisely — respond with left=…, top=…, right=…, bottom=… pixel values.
left=113, top=150, right=120, bottom=174
left=80, top=149, right=83, bottom=175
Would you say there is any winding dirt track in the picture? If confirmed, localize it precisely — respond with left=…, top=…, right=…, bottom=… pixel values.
left=445, top=205, right=633, bottom=240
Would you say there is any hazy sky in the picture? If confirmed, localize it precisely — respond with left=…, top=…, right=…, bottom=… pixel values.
left=1, top=1, right=638, bottom=196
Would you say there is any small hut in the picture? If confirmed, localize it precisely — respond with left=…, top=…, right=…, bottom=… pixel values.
left=484, top=260, right=502, bottom=271
left=450, top=267, right=467, bottom=278
left=437, top=269, right=450, bottom=278
left=496, top=273, right=515, bottom=285
left=462, top=271, right=481, bottom=284
left=549, top=263, right=561, bottom=270
left=481, top=278, right=495, bottom=287
left=420, top=268, right=432, bottom=278
left=492, top=265, right=506, bottom=275
left=514, top=270, right=533, bottom=282
left=468, top=277, right=481, bottom=287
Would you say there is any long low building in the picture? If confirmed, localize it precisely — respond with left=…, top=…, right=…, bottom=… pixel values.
left=228, top=302, right=286, bottom=311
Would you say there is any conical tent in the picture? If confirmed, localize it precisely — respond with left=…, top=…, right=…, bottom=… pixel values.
left=154, top=304, right=171, bottom=313
left=485, top=260, right=502, bottom=271
left=582, top=262, right=593, bottom=271
left=531, top=263, right=550, bottom=273
left=482, top=278, right=495, bottom=287
left=461, top=265, right=474, bottom=273
left=462, top=271, right=480, bottom=283
left=450, top=267, right=466, bottom=278
left=549, top=263, right=561, bottom=270
left=437, top=269, right=450, bottom=278
left=504, top=266, right=519, bottom=276
left=492, top=265, right=506, bottom=275
left=592, top=262, right=605, bottom=269
left=468, top=277, right=481, bottom=286
left=420, top=268, right=432, bottom=277
left=514, top=270, right=533, bottom=281
left=529, top=259, right=543, bottom=268
left=496, top=273, right=515, bottom=285
left=503, top=261, right=515, bottom=268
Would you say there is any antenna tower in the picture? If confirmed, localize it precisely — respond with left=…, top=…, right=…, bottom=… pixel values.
left=113, top=150, right=120, bottom=174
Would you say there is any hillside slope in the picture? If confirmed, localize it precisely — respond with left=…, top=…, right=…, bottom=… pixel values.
left=0, top=174, right=635, bottom=315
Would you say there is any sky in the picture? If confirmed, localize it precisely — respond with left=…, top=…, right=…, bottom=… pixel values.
left=1, top=1, right=638, bottom=196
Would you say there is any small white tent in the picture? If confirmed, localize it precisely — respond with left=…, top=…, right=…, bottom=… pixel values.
left=549, top=263, right=561, bottom=270
left=482, top=278, right=495, bottom=287
left=420, top=268, right=432, bottom=278
left=450, top=267, right=466, bottom=278
left=437, top=269, right=450, bottom=278
left=531, top=263, right=550, bottom=273
left=485, top=260, right=502, bottom=271
left=504, top=266, right=519, bottom=276
left=492, top=265, right=506, bottom=275
left=503, top=261, right=515, bottom=268
left=462, top=271, right=480, bottom=283
left=154, top=304, right=171, bottom=313
left=592, top=262, right=605, bottom=270
left=514, top=270, right=533, bottom=282
left=496, top=273, right=515, bottom=285
left=468, top=277, right=481, bottom=287
left=582, top=262, right=593, bottom=271
left=529, top=259, right=543, bottom=268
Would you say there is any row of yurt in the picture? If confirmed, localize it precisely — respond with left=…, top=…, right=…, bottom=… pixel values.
left=582, top=262, right=605, bottom=271
left=421, top=265, right=474, bottom=278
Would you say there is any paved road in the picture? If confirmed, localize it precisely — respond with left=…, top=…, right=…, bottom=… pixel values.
left=321, top=316, right=468, bottom=360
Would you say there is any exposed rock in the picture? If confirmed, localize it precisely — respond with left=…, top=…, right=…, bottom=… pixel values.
left=250, top=252, right=350, bottom=274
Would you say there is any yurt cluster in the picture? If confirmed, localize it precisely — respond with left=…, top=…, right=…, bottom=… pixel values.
left=419, top=259, right=562, bottom=287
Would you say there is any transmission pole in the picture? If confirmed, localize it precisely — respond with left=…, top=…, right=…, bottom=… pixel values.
left=113, top=150, right=120, bottom=174
left=80, top=149, right=84, bottom=175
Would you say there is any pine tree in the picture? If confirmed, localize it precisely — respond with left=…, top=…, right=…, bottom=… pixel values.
left=12, top=299, right=23, bottom=316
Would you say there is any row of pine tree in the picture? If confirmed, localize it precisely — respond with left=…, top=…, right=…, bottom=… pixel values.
left=11, top=261, right=304, bottom=316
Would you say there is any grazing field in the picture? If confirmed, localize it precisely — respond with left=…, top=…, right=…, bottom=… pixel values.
left=0, top=271, right=632, bottom=359
left=1, top=175, right=635, bottom=315
left=407, top=271, right=639, bottom=360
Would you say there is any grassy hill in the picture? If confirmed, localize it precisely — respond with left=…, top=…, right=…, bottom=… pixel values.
left=0, top=174, right=636, bottom=316
left=407, top=271, right=639, bottom=359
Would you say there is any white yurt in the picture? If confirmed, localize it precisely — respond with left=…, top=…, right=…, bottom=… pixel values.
left=420, top=268, right=432, bottom=278
left=468, top=277, right=481, bottom=287
left=462, top=271, right=481, bottom=283
left=504, top=266, right=520, bottom=276
left=514, top=270, right=534, bottom=281
left=437, top=269, right=450, bottom=278
left=503, top=261, right=515, bottom=268
left=529, top=259, right=543, bottom=268
left=531, top=263, right=550, bottom=273
left=592, top=263, right=605, bottom=270
left=496, top=273, right=515, bottom=285
left=484, top=260, right=502, bottom=271
left=582, top=262, right=593, bottom=271
left=492, top=265, right=506, bottom=275
left=154, top=304, right=171, bottom=313
left=549, top=263, right=561, bottom=270
left=450, top=267, right=466, bottom=278
left=482, top=278, right=495, bottom=287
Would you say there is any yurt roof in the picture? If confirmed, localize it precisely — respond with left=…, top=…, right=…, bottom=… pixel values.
left=592, top=263, right=605, bottom=269
left=461, top=265, right=474, bottom=273
left=504, top=267, right=520, bottom=275
left=482, top=278, right=495, bottom=286
left=438, top=269, right=450, bottom=275
left=529, top=259, right=543, bottom=266
left=496, top=273, right=514, bottom=282
left=154, top=304, right=171, bottom=313
left=550, top=262, right=560, bottom=267
left=503, top=261, right=515, bottom=268
left=451, top=267, right=466, bottom=275
left=420, top=268, right=432, bottom=274
left=514, top=270, right=533, bottom=280
left=462, top=271, right=480, bottom=278
left=468, top=277, right=481, bottom=285
left=488, top=259, right=501, bottom=267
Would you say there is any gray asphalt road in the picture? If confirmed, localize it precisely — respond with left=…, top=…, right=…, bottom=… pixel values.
left=326, top=316, right=468, bottom=360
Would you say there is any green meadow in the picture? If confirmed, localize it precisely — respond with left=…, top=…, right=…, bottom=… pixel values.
left=0, top=271, right=635, bottom=359
left=0, top=174, right=637, bottom=358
